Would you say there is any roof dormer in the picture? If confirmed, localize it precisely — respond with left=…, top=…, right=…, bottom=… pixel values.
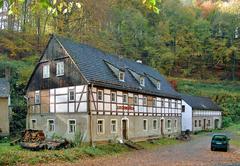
left=105, top=61, right=125, bottom=82
left=128, top=69, right=145, bottom=87
left=147, top=74, right=161, bottom=90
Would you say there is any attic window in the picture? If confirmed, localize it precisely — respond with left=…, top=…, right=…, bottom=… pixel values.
left=56, top=61, right=64, bottom=76
left=140, top=76, right=145, bottom=86
left=157, top=81, right=161, bottom=90
left=119, top=71, right=125, bottom=82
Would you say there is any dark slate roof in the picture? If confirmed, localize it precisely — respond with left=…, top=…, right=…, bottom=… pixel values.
left=180, top=94, right=222, bottom=111
left=0, top=78, right=10, bottom=97
left=55, top=35, right=180, bottom=99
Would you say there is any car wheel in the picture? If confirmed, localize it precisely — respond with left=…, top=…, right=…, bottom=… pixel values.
left=211, top=147, right=214, bottom=151
left=224, top=148, right=228, bottom=152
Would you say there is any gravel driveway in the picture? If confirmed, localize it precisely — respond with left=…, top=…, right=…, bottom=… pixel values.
left=55, top=132, right=240, bottom=166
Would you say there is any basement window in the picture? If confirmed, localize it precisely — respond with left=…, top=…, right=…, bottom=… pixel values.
left=31, top=119, right=37, bottom=129
left=68, top=119, right=76, bottom=134
left=48, top=119, right=55, bottom=132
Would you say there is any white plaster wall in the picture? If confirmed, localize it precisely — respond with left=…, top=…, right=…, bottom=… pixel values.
left=181, top=100, right=192, bottom=131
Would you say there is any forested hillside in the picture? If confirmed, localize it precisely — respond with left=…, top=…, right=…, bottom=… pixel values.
left=0, top=0, right=240, bottom=134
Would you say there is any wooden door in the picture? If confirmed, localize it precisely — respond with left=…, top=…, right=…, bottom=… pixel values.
left=214, top=119, right=219, bottom=129
left=203, top=119, right=206, bottom=130
left=122, top=120, right=127, bottom=140
left=161, top=119, right=164, bottom=136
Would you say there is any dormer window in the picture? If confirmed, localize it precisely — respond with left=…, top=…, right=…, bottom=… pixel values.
left=119, top=71, right=125, bottom=82
left=140, top=76, right=145, bottom=86
left=157, top=81, right=161, bottom=90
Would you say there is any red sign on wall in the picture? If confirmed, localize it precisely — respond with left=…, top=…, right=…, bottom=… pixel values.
left=117, top=105, right=134, bottom=111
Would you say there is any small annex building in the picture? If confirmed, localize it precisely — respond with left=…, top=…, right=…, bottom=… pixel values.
left=26, top=35, right=183, bottom=142
left=0, top=78, right=10, bottom=136
left=181, top=94, right=222, bottom=132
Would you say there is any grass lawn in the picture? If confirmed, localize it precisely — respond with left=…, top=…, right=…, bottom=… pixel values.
left=225, top=123, right=240, bottom=147
left=136, top=138, right=181, bottom=149
left=0, top=143, right=129, bottom=165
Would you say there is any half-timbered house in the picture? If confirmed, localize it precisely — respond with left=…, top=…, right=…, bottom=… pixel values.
left=181, top=94, right=222, bottom=132
left=26, top=35, right=182, bottom=142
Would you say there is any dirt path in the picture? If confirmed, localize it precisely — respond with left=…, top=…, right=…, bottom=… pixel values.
left=52, top=132, right=240, bottom=166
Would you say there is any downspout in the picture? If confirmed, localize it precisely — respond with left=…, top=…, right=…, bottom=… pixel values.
left=88, top=84, right=93, bottom=146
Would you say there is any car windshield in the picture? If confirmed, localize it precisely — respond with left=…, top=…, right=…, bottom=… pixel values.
left=213, top=135, right=227, bottom=141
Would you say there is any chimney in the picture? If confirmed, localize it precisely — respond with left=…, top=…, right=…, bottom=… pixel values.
left=136, top=60, right=142, bottom=64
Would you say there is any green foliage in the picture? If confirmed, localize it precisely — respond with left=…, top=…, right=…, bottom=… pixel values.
left=73, top=131, right=85, bottom=147
left=175, top=78, right=240, bottom=127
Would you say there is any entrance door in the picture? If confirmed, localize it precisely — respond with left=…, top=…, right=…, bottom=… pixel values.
left=203, top=119, right=206, bottom=130
left=160, top=119, right=164, bottom=136
left=122, top=120, right=128, bottom=140
left=214, top=119, right=219, bottom=129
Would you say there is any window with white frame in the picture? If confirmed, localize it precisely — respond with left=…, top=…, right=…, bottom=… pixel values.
left=31, top=119, right=37, bottom=129
left=153, top=119, right=157, bottom=130
left=56, top=61, right=64, bottom=76
left=143, top=96, right=147, bottom=105
left=97, top=90, right=103, bottom=101
left=35, top=91, right=40, bottom=104
left=48, top=119, right=55, bottom=132
left=123, top=94, right=128, bottom=103
left=140, top=76, right=145, bottom=86
left=207, top=120, right=211, bottom=126
left=143, top=119, right=148, bottom=131
left=161, top=99, right=164, bottom=107
left=111, top=92, right=116, bottom=102
left=68, top=119, right=76, bottom=133
left=119, top=71, right=125, bottom=82
left=168, top=100, right=171, bottom=108
left=69, top=90, right=75, bottom=101
left=97, top=119, right=104, bottom=134
left=134, top=95, right=138, bottom=105
left=157, top=81, right=161, bottom=90
left=167, top=119, right=171, bottom=129
left=153, top=98, right=157, bottom=107
left=111, top=119, right=117, bottom=133
left=43, top=64, right=50, bottom=78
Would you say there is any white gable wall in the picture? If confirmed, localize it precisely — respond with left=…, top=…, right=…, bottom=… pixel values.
left=181, top=100, right=192, bottom=131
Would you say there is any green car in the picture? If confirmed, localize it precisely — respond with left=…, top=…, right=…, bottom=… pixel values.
left=211, top=134, right=230, bottom=152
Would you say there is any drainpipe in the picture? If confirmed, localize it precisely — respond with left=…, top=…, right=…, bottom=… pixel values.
left=88, top=84, right=93, bottom=146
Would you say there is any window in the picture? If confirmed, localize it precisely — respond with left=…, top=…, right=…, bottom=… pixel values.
left=31, top=119, right=37, bottom=129
left=153, top=120, right=157, bottom=130
left=43, top=64, right=50, bottom=78
left=174, top=101, right=177, bottom=108
left=97, top=90, right=103, bottom=101
left=195, top=120, right=197, bottom=127
left=208, top=120, right=211, bottom=126
left=161, top=100, right=164, bottom=107
left=182, top=105, right=185, bottom=112
left=68, top=119, right=76, bottom=133
left=111, top=92, right=116, bottom=102
left=48, top=119, right=55, bottom=132
left=199, top=120, right=201, bottom=127
left=97, top=119, right=104, bottom=134
left=174, top=119, right=177, bottom=128
left=56, top=61, right=64, bottom=76
left=111, top=119, right=117, bottom=133
left=157, top=81, right=161, bottom=90
left=153, top=98, right=157, bottom=107
left=69, top=90, right=75, bottom=101
left=168, top=100, right=171, bottom=108
left=140, top=76, right=145, bottom=86
left=167, top=120, right=171, bottom=129
left=35, top=91, right=40, bottom=104
left=143, top=119, right=148, bottom=131
left=143, top=96, right=147, bottom=105
left=119, top=71, right=125, bottom=82
left=123, top=94, right=128, bottom=103
left=134, top=95, right=138, bottom=105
